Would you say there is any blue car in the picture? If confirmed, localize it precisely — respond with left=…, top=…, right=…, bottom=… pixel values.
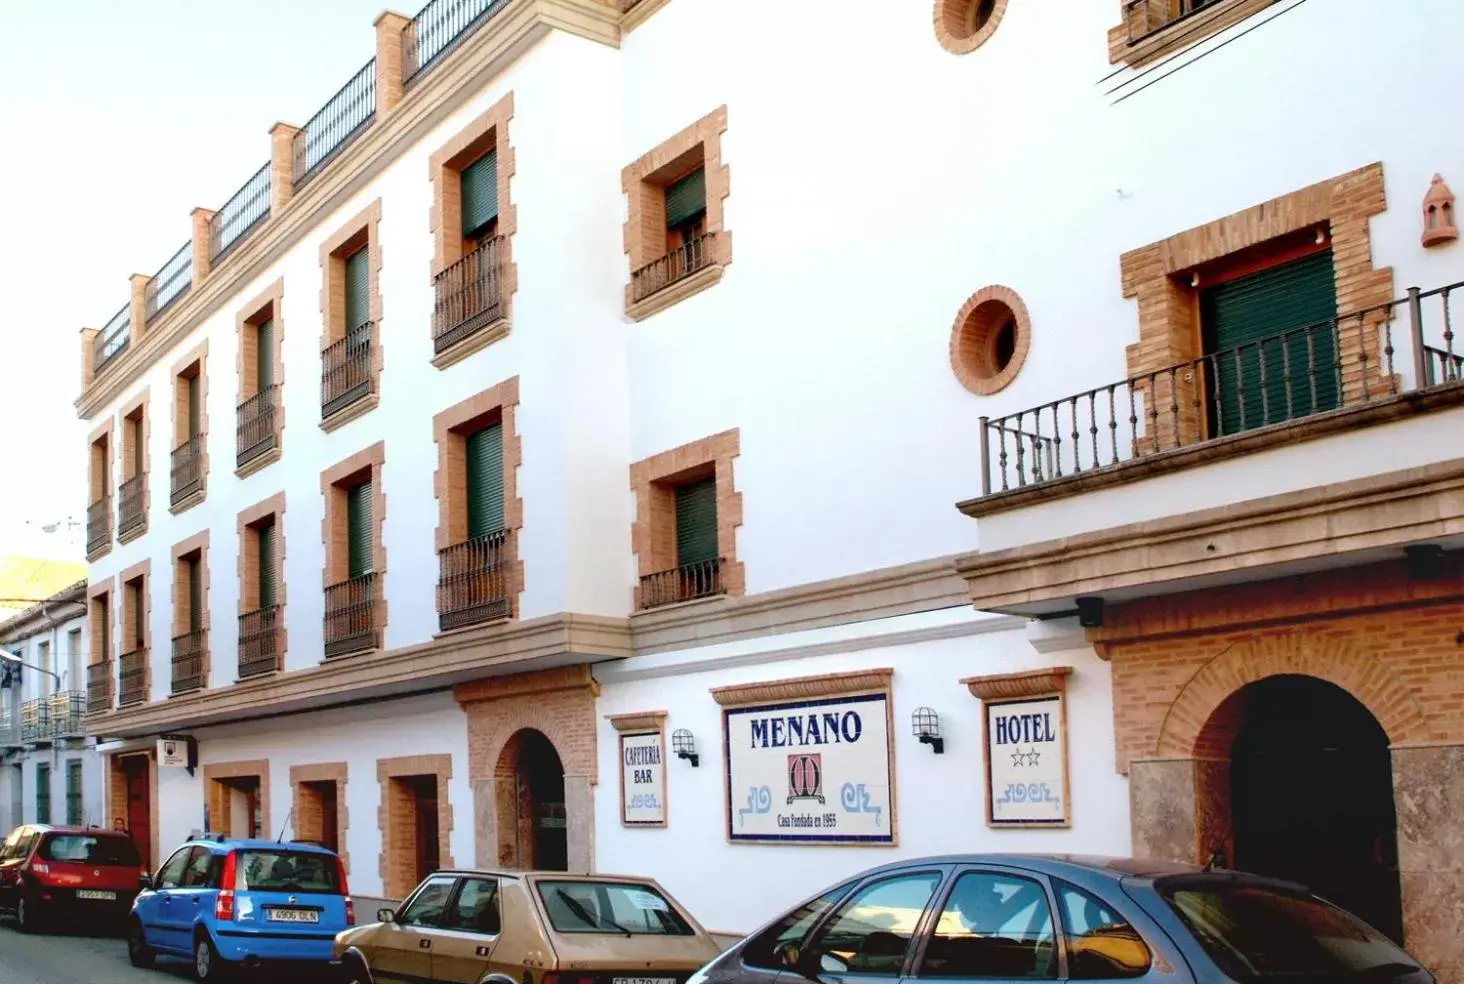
left=126, top=835, right=354, bottom=981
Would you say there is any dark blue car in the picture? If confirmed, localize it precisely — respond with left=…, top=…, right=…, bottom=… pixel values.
left=685, top=855, right=1432, bottom=984
left=126, top=836, right=354, bottom=981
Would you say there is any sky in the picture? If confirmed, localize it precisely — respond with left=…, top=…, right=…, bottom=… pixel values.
left=0, top=0, right=400, bottom=560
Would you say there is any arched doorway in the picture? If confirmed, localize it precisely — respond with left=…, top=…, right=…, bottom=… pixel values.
left=496, top=728, right=567, bottom=871
left=1222, top=675, right=1403, bottom=943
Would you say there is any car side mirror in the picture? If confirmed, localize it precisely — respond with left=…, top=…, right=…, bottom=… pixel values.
left=377, top=908, right=396, bottom=924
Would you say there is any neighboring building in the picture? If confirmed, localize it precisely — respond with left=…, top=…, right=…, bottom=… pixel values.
left=73, top=0, right=1463, bottom=978
left=0, top=580, right=100, bottom=832
left=0, top=556, right=87, bottom=621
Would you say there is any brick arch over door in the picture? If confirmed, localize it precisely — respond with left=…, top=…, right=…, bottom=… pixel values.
left=1154, top=630, right=1433, bottom=760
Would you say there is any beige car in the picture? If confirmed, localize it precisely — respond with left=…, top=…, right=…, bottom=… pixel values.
left=334, top=869, right=724, bottom=984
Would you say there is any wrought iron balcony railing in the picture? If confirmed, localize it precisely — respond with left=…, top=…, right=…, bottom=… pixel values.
left=87, top=661, right=112, bottom=714
left=48, top=691, right=86, bottom=739
left=93, top=302, right=131, bottom=377
left=145, top=240, right=193, bottom=322
left=437, top=530, right=511, bottom=631
left=171, top=435, right=205, bottom=505
left=1121, top=0, right=1231, bottom=46
left=209, top=162, right=271, bottom=262
left=239, top=606, right=281, bottom=679
left=237, top=385, right=280, bottom=469
left=324, top=573, right=379, bottom=658
left=978, top=282, right=1464, bottom=497
left=432, top=237, right=505, bottom=354
left=118, top=475, right=146, bottom=538
left=322, top=321, right=375, bottom=420
left=631, top=232, right=715, bottom=304
left=86, top=496, right=112, bottom=554
left=171, top=630, right=206, bottom=694
left=20, top=698, right=51, bottom=744
left=404, top=0, right=511, bottom=83
left=293, top=58, right=377, bottom=191
left=117, top=648, right=148, bottom=708
left=638, top=557, right=724, bottom=610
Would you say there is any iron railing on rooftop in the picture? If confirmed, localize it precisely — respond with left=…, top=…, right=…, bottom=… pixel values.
left=117, top=648, right=147, bottom=707
left=322, top=321, right=375, bottom=419
left=1122, top=0, right=1237, bottom=46
left=48, top=691, right=85, bottom=739
left=93, top=303, right=131, bottom=376
left=638, top=558, right=724, bottom=610
left=631, top=232, right=715, bottom=304
left=171, top=630, right=206, bottom=694
left=209, top=162, right=272, bottom=262
left=437, top=530, right=511, bottom=631
left=171, top=435, right=205, bottom=506
left=324, top=573, right=379, bottom=658
left=118, top=475, right=146, bottom=538
left=145, top=241, right=193, bottom=322
left=238, top=606, right=281, bottom=679
left=404, top=0, right=511, bottom=83
left=237, top=385, right=280, bottom=470
left=86, top=496, right=112, bottom=555
left=978, top=282, right=1464, bottom=496
left=86, top=661, right=112, bottom=714
left=432, top=237, right=504, bottom=353
left=293, top=59, right=377, bottom=191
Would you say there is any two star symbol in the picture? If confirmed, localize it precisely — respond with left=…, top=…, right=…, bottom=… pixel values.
left=1009, top=747, right=1042, bottom=768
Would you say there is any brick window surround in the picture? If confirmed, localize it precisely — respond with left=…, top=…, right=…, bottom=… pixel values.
left=428, top=92, right=518, bottom=368
left=87, top=578, right=115, bottom=708
left=1109, top=0, right=1278, bottom=68
left=204, top=760, right=270, bottom=839
left=432, top=376, right=523, bottom=621
left=629, top=428, right=744, bottom=609
left=238, top=492, right=288, bottom=673
left=290, top=762, right=349, bottom=875
left=119, top=559, right=152, bottom=701
left=950, top=285, right=1032, bottom=395
left=1119, top=163, right=1391, bottom=451
left=86, top=419, right=114, bottom=561
left=236, top=278, right=285, bottom=477
left=170, top=530, right=211, bottom=691
left=621, top=105, right=731, bottom=321
left=170, top=340, right=209, bottom=514
left=321, top=441, right=388, bottom=644
left=377, top=754, right=454, bottom=900
left=934, top=0, right=1010, bottom=54
left=117, top=389, right=150, bottom=543
left=319, top=199, right=384, bottom=432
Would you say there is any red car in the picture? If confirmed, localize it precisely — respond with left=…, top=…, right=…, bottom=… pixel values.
left=0, top=824, right=148, bottom=932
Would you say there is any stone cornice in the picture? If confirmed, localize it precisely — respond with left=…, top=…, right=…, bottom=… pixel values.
left=606, top=709, right=667, bottom=733
left=961, top=667, right=1072, bottom=702
left=710, top=668, right=893, bottom=708
left=76, top=0, right=619, bottom=420
left=453, top=663, right=600, bottom=704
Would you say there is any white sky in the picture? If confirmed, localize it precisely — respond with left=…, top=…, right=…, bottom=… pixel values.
left=0, top=0, right=397, bottom=559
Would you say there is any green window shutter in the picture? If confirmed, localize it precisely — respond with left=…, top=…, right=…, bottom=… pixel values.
left=665, top=168, right=707, bottom=229
left=132, top=417, right=144, bottom=477
left=257, top=320, right=274, bottom=390
left=131, top=583, right=145, bottom=650
left=466, top=423, right=505, bottom=540
left=186, top=374, right=200, bottom=439
left=460, top=151, right=499, bottom=241
left=36, top=764, right=50, bottom=825
left=345, top=247, right=370, bottom=331
left=347, top=481, right=374, bottom=579
left=258, top=521, right=277, bottom=610
left=99, top=596, right=109, bottom=657
left=187, top=558, right=202, bottom=634
left=66, top=761, right=83, bottom=826
left=1201, top=249, right=1339, bottom=437
left=674, top=478, right=718, bottom=567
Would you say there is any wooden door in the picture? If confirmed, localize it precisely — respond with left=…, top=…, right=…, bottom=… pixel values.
left=124, top=758, right=152, bottom=870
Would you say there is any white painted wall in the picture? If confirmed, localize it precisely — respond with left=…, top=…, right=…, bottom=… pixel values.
left=155, top=691, right=471, bottom=897
left=592, top=609, right=1128, bottom=935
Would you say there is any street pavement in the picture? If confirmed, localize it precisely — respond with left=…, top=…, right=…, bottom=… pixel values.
left=0, top=920, right=193, bottom=983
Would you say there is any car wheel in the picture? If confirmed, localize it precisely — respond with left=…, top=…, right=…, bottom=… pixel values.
left=194, top=931, right=230, bottom=981
left=127, top=919, right=156, bottom=968
left=340, top=952, right=375, bottom=984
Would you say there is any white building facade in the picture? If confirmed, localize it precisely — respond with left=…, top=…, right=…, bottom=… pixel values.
left=76, top=0, right=1464, bottom=977
left=0, top=581, right=104, bottom=832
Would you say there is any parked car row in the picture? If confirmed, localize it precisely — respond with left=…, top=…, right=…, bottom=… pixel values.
left=1, top=821, right=1437, bottom=984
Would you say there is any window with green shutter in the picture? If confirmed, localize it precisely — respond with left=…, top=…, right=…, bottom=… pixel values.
left=99, top=595, right=109, bottom=658
left=258, top=520, right=277, bottom=610
left=1201, top=249, right=1339, bottom=437
left=130, top=580, right=145, bottom=650
left=35, top=763, right=50, bottom=825
left=65, top=760, right=83, bottom=825
left=187, top=556, right=202, bottom=634
left=665, top=168, right=706, bottom=230
left=461, top=150, right=499, bottom=242
left=186, top=373, right=200, bottom=439
left=466, top=423, right=505, bottom=540
left=257, top=320, right=274, bottom=390
left=131, top=415, right=144, bottom=477
left=347, top=481, right=374, bottom=579
left=674, top=478, right=718, bottom=567
left=345, top=247, right=370, bottom=332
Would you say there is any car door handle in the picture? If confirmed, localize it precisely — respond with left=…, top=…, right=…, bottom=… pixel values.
left=419, top=939, right=431, bottom=950
left=191, top=897, right=200, bottom=905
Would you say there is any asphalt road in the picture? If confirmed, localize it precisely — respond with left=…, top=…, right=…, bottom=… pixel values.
left=0, top=918, right=196, bottom=983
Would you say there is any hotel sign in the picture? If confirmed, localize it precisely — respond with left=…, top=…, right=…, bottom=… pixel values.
left=965, top=667, right=1074, bottom=829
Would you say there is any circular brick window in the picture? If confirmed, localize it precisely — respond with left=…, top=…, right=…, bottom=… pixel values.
left=949, top=285, right=1030, bottom=395
left=935, top=0, right=1007, bottom=54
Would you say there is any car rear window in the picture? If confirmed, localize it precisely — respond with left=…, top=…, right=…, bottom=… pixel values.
left=234, top=850, right=341, bottom=895
left=537, top=880, right=694, bottom=936
left=1158, top=879, right=1425, bottom=982
left=38, top=834, right=142, bottom=866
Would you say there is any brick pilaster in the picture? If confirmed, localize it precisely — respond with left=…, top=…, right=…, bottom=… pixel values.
left=129, top=274, right=150, bottom=337
left=374, top=12, right=411, bottom=114
left=190, top=208, right=216, bottom=287
left=80, top=327, right=99, bottom=389
left=270, top=122, right=301, bottom=213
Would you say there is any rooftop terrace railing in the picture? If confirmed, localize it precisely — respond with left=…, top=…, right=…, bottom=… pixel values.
left=93, top=303, right=131, bottom=377
left=293, top=59, right=377, bottom=191
left=144, top=240, right=193, bottom=323
left=208, top=162, right=272, bottom=263
left=404, top=0, right=512, bottom=82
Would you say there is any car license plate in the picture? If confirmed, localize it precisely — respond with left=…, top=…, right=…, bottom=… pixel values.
left=76, top=890, right=117, bottom=901
left=266, top=908, right=320, bottom=923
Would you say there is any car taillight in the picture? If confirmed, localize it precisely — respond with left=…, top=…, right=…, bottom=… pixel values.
left=215, top=852, right=237, bottom=922
left=336, top=857, right=354, bottom=925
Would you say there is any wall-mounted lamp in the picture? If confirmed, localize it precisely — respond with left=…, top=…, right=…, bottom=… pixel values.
left=911, top=707, right=944, bottom=754
left=1405, top=544, right=1447, bottom=582
left=671, top=728, right=699, bottom=768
